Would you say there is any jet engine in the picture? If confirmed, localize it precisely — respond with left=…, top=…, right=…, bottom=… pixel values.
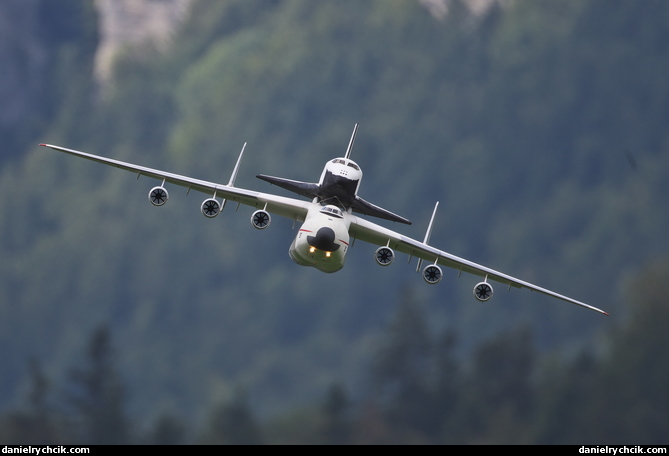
left=148, top=186, right=169, bottom=206
left=422, top=264, right=443, bottom=284
left=473, top=281, right=494, bottom=302
left=201, top=198, right=221, bottom=218
left=374, top=246, right=395, bottom=266
left=251, top=210, right=271, bottom=229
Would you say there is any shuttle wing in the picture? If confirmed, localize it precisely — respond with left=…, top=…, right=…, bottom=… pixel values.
left=256, top=174, right=320, bottom=200
left=348, top=215, right=609, bottom=315
left=350, top=196, right=411, bottom=225
left=256, top=175, right=411, bottom=224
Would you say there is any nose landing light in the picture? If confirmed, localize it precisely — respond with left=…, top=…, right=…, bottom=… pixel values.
left=307, top=227, right=340, bottom=252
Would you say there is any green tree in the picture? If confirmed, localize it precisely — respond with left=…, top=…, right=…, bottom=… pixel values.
left=199, top=390, right=263, bottom=445
left=370, top=291, right=432, bottom=429
left=0, top=358, right=70, bottom=444
left=533, top=350, right=599, bottom=444
left=456, top=326, right=535, bottom=443
left=368, top=289, right=443, bottom=443
left=587, top=259, right=669, bottom=444
left=319, top=382, right=351, bottom=445
left=429, top=329, right=460, bottom=443
left=65, top=325, right=130, bottom=444
left=532, top=258, right=669, bottom=444
left=145, top=412, right=189, bottom=445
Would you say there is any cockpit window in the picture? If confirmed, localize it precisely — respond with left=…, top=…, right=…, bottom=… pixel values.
left=331, top=158, right=359, bottom=171
left=320, top=206, right=343, bottom=218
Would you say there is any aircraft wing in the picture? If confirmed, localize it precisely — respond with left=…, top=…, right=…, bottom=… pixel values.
left=348, top=215, right=609, bottom=315
left=40, top=144, right=311, bottom=222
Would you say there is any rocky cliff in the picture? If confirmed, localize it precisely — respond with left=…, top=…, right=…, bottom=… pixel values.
left=94, top=0, right=193, bottom=84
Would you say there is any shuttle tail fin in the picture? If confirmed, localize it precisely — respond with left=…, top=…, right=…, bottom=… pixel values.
left=344, top=123, right=359, bottom=160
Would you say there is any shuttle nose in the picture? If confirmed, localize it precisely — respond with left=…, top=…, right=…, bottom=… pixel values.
left=307, top=227, right=341, bottom=252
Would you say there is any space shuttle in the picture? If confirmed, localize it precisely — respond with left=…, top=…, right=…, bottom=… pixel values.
left=256, top=124, right=411, bottom=225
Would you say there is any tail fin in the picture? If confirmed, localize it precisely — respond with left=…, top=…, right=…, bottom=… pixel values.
left=416, top=202, right=439, bottom=272
left=228, top=142, right=246, bottom=186
left=220, top=142, right=247, bottom=213
left=344, top=123, right=359, bottom=160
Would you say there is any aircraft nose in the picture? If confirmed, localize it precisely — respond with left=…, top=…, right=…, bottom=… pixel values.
left=307, top=227, right=341, bottom=252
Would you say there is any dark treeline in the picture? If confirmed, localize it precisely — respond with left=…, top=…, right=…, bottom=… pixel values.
left=2, top=259, right=667, bottom=445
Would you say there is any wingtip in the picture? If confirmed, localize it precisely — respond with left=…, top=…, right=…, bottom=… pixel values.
left=39, top=143, right=47, bottom=147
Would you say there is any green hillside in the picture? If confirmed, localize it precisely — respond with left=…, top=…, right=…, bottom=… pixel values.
left=1, top=0, right=669, bottom=442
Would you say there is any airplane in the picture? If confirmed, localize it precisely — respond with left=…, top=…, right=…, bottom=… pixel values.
left=40, top=124, right=609, bottom=316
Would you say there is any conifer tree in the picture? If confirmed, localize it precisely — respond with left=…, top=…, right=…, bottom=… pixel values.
left=199, top=390, right=263, bottom=445
left=370, top=290, right=433, bottom=437
left=65, top=325, right=129, bottom=444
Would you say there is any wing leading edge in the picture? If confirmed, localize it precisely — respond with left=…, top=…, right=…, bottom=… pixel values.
left=40, top=144, right=311, bottom=222
left=349, top=215, right=609, bottom=316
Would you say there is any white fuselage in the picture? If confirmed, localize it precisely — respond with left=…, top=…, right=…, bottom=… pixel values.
left=289, top=204, right=351, bottom=273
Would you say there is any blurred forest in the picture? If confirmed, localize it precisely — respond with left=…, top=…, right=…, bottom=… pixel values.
left=1, top=0, right=668, bottom=444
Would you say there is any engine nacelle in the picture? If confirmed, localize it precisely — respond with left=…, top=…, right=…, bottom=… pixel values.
left=201, top=198, right=221, bottom=218
left=422, top=264, right=443, bottom=284
left=148, top=186, right=169, bottom=206
left=251, top=210, right=271, bottom=229
left=473, top=282, right=494, bottom=302
left=374, top=246, right=395, bottom=266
